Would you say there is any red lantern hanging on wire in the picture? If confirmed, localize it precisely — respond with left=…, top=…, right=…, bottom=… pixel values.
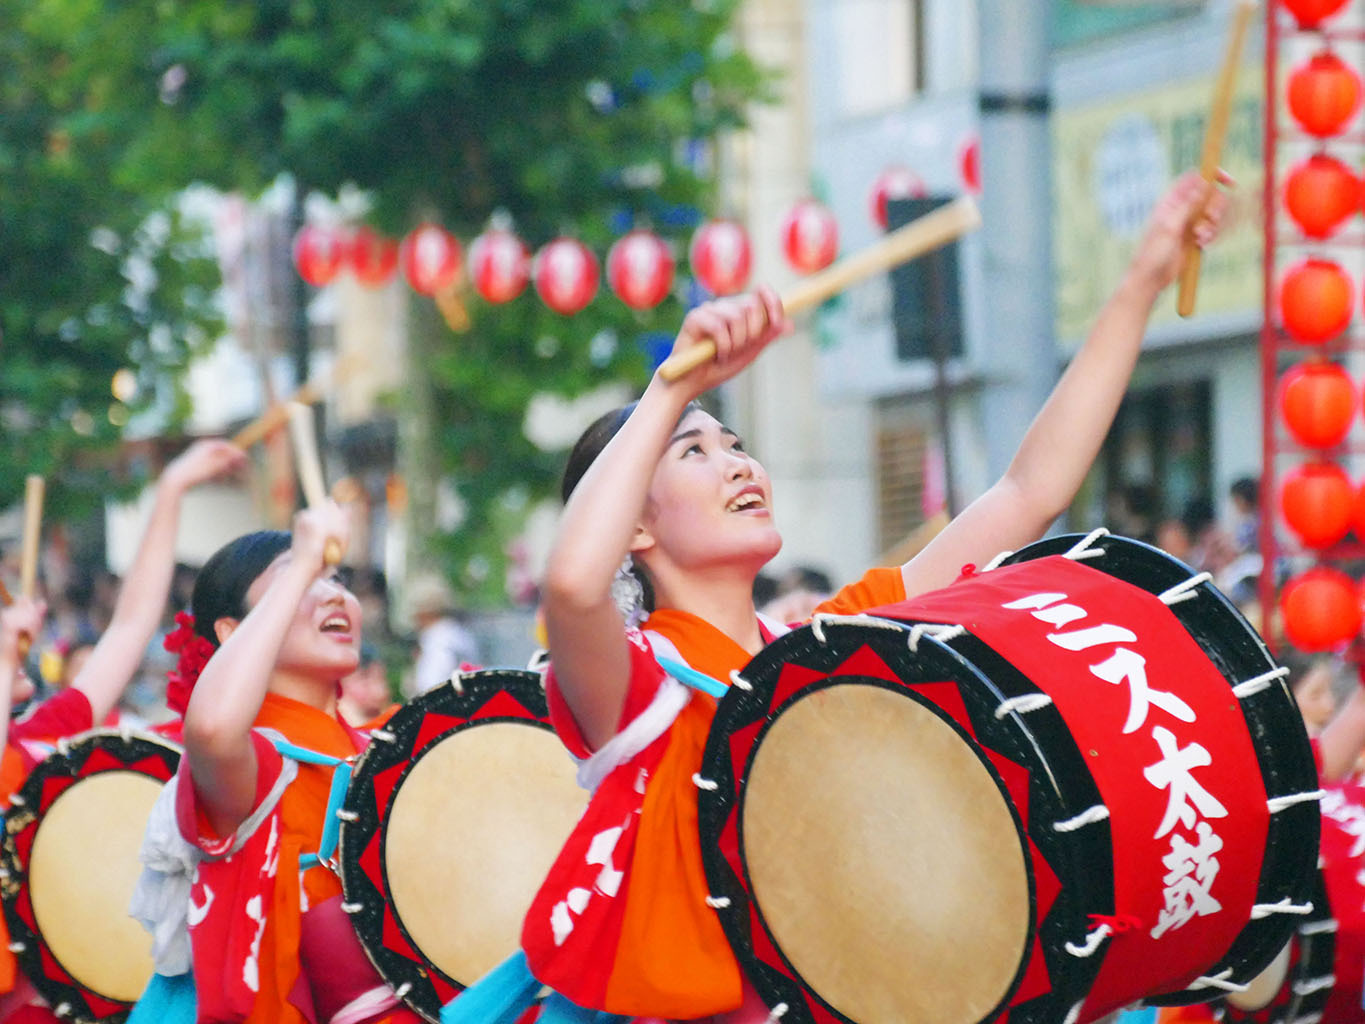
left=1279, top=259, right=1354, bottom=344
left=349, top=227, right=400, bottom=287
left=958, top=135, right=982, bottom=196
left=1282, top=0, right=1352, bottom=29
left=1284, top=154, right=1360, bottom=239
left=1278, top=361, right=1357, bottom=448
left=869, top=166, right=927, bottom=230
left=399, top=223, right=463, bottom=296
left=468, top=229, right=530, bottom=304
left=780, top=199, right=838, bottom=274
left=534, top=237, right=599, bottom=315
left=292, top=225, right=346, bottom=287
left=1281, top=566, right=1361, bottom=651
left=1287, top=52, right=1362, bottom=138
left=606, top=230, right=674, bottom=310
left=1280, top=462, right=1354, bottom=548
left=689, top=220, right=752, bottom=296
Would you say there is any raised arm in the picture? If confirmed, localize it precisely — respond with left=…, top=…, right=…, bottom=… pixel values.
left=182, top=502, right=347, bottom=838
left=902, top=171, right=1232, bottom=597
left=1318, top=669, right=1365, bottom=783
left=0, top=597, right=46, bottom=753
left=72, top=439, right=246, bottom=723
left=541, top=289, right=788, bottom=750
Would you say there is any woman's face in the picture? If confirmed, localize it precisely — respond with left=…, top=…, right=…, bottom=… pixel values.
left=637, top=408, right=782, bottom=573
left=1293, top=664, right=1336, bottom=734
left=242, top=555, right=363, bottom=681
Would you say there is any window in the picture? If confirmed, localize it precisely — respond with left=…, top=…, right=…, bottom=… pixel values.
left=834, top=0, right=924, bottom=116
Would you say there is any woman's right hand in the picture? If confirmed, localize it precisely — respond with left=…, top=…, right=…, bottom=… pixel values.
left=290, top=501, right=350, bottom=577
left=0, top=596, right=46, bottom=662
left=658, top=286, right=791, bottom=399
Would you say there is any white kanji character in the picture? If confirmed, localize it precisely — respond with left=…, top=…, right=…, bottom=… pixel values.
left=1003, top=592, right=1087, bottom=629
left=549, top=821, right=628, bottom=946
left=1143, top=726, right=1228, bottom=839
left=1151, top=821, right=1224, bottom=938
left=1089, top=647, right=1196, bottom=734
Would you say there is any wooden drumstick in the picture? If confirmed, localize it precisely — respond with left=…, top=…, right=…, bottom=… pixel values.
left=16, top=475, right=44, bottom=658
left=0, top=576, right=12, bottom=607
left=1176, top=0, right=1256, bottom=319
left=231, top=381, right=322, bottom=450
left=285, top=402, right=344, bottom=566
left=658, top=195, right=982, bottom=382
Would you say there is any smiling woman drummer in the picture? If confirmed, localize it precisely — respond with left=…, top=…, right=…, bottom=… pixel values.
left=493, top=171, right=1233, bottom=1024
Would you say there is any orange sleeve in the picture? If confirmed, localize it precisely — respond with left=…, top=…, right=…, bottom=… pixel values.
left=815, top=566, right=907, bottom=617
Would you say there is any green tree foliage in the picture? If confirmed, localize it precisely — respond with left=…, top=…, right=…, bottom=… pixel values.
left=0, top=3, right=223, bottom=520
left=119, top=0, right=768, bottom=602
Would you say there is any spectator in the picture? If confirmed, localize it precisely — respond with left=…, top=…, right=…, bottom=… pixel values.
left=410, top=573, right=479, bottom=693
left=339, top=642, right=396, bottom=727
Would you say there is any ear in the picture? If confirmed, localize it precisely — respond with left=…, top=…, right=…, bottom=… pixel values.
left=213, top=617, right=240, bottom=646
left=627, top=522, right=654, bottom=556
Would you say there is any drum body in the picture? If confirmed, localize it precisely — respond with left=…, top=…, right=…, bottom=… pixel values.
left=1, top=729, right=180, bottom=1024
left=339, top=669, right=588, bottom=1023
left=698, top=533, right=1320, bottom=1024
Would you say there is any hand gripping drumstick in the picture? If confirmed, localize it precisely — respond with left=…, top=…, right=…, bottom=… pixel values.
left=658, top=195, right=982, bottom=382
left=14, top=475, right=45, bottom=658
left=1176, top=0, right=1256, bottom=319
left=285, top=402, right=344, bottom=566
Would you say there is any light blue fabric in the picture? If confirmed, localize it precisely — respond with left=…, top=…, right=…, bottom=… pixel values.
left=127, top=971, right=196, bottom=1024
left=538, top=993, right=629, bottom=1024
left=656, top=655, right=729, bottom=699
left=441, top=949, right=543, bottom=1024
left=267, top=737, right=351, bottom=872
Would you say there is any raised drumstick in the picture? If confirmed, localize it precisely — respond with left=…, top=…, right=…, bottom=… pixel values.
left=1176, top=0, right=1256, bottom=319
left=286, top=402, right=344, bottom=566
left=231, top=381, right=322, bottom=450
left=16, top=475, right=45, bottom=657
left=658, top=195, right=982, bottom=382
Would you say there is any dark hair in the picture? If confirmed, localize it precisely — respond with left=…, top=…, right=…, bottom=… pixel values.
left=190, top=531, right=291, bottom=647
left=1230, top=477, right=1259, bottom=510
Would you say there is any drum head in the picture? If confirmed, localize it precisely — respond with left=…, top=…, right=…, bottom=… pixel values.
left=1, top=729, right=180, bottom=1022
left=339, top=669, right=588, bottom=1023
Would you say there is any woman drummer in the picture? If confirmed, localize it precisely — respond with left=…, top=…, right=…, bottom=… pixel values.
left=502, top=171, right=1233, bottom=1024
left=138, top=507, right=421, bottom=1024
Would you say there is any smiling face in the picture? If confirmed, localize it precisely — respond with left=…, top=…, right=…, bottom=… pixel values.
left=635, top=408, right=782, bottom=578
left=237, top=554, right=363, bottom=683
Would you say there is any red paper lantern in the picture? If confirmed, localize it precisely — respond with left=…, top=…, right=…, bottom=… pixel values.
left=1285, top=155, right=1359, bottom=239
left=1281, top=462, right=1354, bottom=548
left=1278, top=362, right=1357, bottom=448
left=1281, top=567, right=1361, bottom=651
left=1287, top=52, right=1362, bottom=138
left=349, top=227, right=399, bottom=287
left=399, top=223, right=463, bottom=296
left=292, top=225, right=346, bottom=287
left=780, top=199, right=838, bottom=274
left=1282, top=0, right=1351, bottom=29
left=869, top=166, right=927, bottom=230
left=689, top=220, right=752, bottom=296
left=533, top=237, right=599, bottom=315
left=958, top=136, right=982, bottom=196
left=468, top=229, right=530, bottom=304
left=606, top=230, right=674, bottom=310
left=1279, top=259, right=1354, bottom=344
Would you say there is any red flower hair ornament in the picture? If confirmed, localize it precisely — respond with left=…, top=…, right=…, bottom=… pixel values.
left=164, top=611, right=217, bottom=717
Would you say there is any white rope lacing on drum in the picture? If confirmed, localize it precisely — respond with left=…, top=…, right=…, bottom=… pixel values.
left=395, top=982, right=413, bottom=999
left=994, top=694, right=1054, bottom=719
left=809, top=612, right=902, bottom=645
left=449, top=671, right=466, bottom=695
left=341, top=901, right=364, bottom=914
left=1232, top=666, right=1290, bottom=699
left=1158, top=572, right=1213, bottom=606
left=6, top=942, right=23, bottom=953
left=692, top=773, right=719, bottom=792
left=369, top=728, right=397, bottom=744
left=119, top=723, right=133, bottom=743
left=1268, top=791, right=1324, bottom=814
left=907, top=623, right=967, bottom=653
left=1053, top=804, right=1110, bottom=833
left=335, top=808, right=359, bottom=823
left=1292, top=975, right=1336, bottom=997
left=527, top=648, right=550, bottom=672
left=764, top=1003, right=789, bottom=1022
left=1064, top=923, right=1113, bottom=957
left=705, top=895, right=731, bottom=909
left=1289, top=1014, right=1324, bottom=1024
left=8, top=794, right=25, bottom=807
left=1063, top=529, right=1110, bottom=561
left=1301, top=918, right=1339, bottom=936
left=55, top=737, right=70, bottom=757
left=53, top=1003, right=72, bottom=1019
left=1062, top=999, right=1085, bottom=1024
left=981, top=549, right=1014, bottom=573
left=1251, top=898, right=1316, bottom=919
left=728, top=669, right=753, bottom=692
left=1187, top=969, right=1249, bottom=994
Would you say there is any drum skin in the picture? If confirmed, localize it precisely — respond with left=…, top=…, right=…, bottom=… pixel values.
left=338, top=669, right=587, bottom=1023
left=0, top=729, right=180, bottom=1024
left=698, top=533, right=1320, bottom=1024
